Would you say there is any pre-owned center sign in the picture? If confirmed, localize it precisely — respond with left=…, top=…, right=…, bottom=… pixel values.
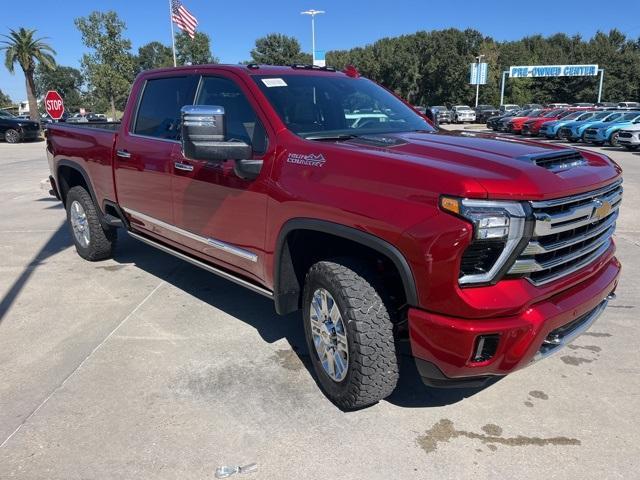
left=509, top=64, right=599, bottom=78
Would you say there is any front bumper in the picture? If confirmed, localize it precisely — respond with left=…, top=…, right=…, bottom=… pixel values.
left=584, top=131, right=607, bottom=144
left=409, top=254, right=620, bottom=385
left=618, top=133, right=640, bottom=146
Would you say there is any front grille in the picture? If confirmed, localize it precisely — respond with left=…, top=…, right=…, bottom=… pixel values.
left=585, top=128, right=598, bottom=136
left=619, top=132, right=632, bottom=138
left=559, top=127, right=572, bottom=137
left=508, top=180, right=622, bottom=285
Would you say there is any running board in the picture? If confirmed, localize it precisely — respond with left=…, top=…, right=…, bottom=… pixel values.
left=127, top=230, right=273, bottom=299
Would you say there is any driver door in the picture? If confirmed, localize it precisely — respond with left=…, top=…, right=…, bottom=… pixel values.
left=170, top=73, right=272, bottom=282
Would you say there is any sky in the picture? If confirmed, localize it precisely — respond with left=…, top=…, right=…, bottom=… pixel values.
left=1, top=0, right=639, bottom=101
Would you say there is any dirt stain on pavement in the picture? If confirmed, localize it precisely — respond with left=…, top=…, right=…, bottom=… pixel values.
left=416, top=419, right=580, bottom=454
left=561, top=355, right=594, bottom=366
left=568, top=344, right=602, bottom=353
left=529, top=390, right=549, bottom=400
left=481, top=424, right=503, bottom=436
left=95, top=265, right=126, bottom=271
left=524, top=401, right=534, bottom=408
left=272, top=349, right=306, bottom=371
left=582, top=332, right=612, bottom=338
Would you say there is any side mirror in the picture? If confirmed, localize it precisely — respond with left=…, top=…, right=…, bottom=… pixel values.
left=181, top=105, right=252, bottom=162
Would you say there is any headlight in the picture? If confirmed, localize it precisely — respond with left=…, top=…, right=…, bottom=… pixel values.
left=440, top=197, right=528, bottom=285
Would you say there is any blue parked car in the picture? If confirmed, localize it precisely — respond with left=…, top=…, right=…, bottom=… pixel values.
left=539, top=110, right=596, bottom=139
left=583, top=111, right=640, bottom=146
left=558, top=111, right=626, bottom=142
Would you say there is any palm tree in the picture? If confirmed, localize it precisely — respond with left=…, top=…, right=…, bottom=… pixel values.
left=1, top=28, right=56, bottom=121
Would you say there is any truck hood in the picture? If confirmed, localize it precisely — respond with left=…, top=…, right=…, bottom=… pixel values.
left=329, top=130, right=620, bottom=200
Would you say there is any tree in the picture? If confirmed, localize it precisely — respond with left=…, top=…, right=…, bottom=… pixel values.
left=250, top=34, right=311, bottom=65
left=0, top=88, right=12, bottom=107
left=1, top=28, right=56, bottom=120
left=136, top=41, right=173, bottom=72
left=34, top=64, right=84, bottom=112
left=75, top=11, right=135, bottom=119
left=175, top=31, right=217, bottom=65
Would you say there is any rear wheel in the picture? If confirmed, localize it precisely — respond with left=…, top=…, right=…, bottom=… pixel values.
left=66, top=186, right=116, bottom=261
left=4, top=128, right=20, bottom=143
left=303, top=260, right=399, bottom=409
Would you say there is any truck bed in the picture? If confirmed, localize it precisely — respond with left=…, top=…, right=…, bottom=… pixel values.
left=46, top=122, right=119, bottom=208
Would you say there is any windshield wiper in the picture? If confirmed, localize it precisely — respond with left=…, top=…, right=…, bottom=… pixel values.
left=304, top=133, right=359, bottom=141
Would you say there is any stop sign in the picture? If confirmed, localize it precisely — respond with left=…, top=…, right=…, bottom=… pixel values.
left=45, top=90, right=65, bottom=120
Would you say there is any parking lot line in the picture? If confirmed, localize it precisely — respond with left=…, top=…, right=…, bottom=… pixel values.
left=0, top=280, right=166, bottom=449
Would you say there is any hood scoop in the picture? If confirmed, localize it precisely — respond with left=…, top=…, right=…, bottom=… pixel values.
left=518, top=149, right=588, bottom=173
left=346, top=135, right=409, bottom=148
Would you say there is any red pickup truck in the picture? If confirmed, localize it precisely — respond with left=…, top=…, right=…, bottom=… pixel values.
left=46, top=64, right=621, bottom=409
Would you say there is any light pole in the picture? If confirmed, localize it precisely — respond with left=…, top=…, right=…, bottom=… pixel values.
left=475, top=54, right=485, bottom=108
left=301, top=9, right=325, bottom=65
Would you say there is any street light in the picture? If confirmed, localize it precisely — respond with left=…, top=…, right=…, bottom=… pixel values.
left=475, top=54, right=485, bottom=108
left=301, top=9, right=325, bottom=65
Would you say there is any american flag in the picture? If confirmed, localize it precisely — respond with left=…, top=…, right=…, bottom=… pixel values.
left=171, top=0, right=198, bottom=39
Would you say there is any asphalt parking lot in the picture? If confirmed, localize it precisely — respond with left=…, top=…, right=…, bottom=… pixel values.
left=1, top=135, right=639, bottom=479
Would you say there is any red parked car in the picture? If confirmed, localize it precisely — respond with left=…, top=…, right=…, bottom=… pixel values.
left=506, top=109, right=555, bottom=134
left=522, top=108, right=592, bottom=136
left=45, top=65, right=622, bottom=409
left=522, top=109, right=571, bottom=136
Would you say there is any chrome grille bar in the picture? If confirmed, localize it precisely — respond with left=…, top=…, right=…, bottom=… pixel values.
left=533, top=188, right=622, bottom=236
left=509, top=179, right=622, bottom=286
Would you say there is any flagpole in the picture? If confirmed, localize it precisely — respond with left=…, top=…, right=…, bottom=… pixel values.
left=169, top=0, right=177, bottom=66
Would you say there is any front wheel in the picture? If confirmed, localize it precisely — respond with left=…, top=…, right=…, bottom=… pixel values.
left=4, top=128, right=20, bottom=143
left=609, top=132, right=620, bottom=147
left=303, top=260, right=399, bottom=409
left=66, top=186, right=116, bottom=261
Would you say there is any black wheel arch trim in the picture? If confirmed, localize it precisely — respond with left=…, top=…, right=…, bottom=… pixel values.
left=273, top=218, right=418, bottom=315
left=56, top=160, right=104, bottom=217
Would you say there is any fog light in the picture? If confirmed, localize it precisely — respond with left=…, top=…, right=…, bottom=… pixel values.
left=472, top=334, right=500, bottom=363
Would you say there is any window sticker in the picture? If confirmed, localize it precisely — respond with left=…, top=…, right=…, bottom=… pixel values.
left=261, top=78, right=288, bottom=88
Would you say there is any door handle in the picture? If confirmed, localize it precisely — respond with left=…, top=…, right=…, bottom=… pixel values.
left=116, top=149, right=131, bottom=159
left=174, top=161, right=194, bottom=172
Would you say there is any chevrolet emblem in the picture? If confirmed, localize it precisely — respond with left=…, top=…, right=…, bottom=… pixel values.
left=592, top=199, right=612, bottom=221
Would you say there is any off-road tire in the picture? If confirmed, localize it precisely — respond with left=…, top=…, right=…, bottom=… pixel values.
left=302, top=259, right=399, bottom=409
left=66, top=186, right=116, bottom=261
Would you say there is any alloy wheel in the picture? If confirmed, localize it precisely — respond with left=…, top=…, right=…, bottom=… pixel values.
left=70, top=200, right=91, bottom=248
left=309, top=288, right=349, bottom=382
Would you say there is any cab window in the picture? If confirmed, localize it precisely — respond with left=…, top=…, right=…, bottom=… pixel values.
left=195, top=76, right=268, bottom=154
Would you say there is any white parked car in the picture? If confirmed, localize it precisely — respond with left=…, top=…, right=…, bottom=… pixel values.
left=617, top=101, right=640, bottom=110
left=617, top=123, right=640, bottom=150
left=451, top=105, right=476, bottom=123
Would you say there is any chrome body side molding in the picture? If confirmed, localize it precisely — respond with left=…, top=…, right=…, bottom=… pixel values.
left=125, top=209, right=258, bottom=262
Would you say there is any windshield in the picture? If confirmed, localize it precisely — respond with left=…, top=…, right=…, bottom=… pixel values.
left=603, top=113, right=623, bottom=122
left=527, top=110, right=545, bottom=118
left=253, top=75, right=433, bottom=138
left=619, top=112, right=640, bottom=121
left=543, top=109, right=563, bottom=117
left=564, top=111, right=591, bottom=121
left=456, top=106, right=472, bottom=111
